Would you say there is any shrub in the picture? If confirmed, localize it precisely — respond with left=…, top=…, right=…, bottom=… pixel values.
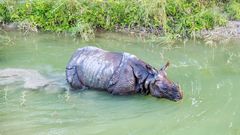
left=225, top=0, right=240, bottom=20
left=0, top=0, right=233, bottom=40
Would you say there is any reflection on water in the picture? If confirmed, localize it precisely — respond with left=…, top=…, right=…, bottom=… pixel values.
left=0, top=32, right=240, bottom=135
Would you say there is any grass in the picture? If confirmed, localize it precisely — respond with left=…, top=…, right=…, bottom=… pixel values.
left=0, top=0, right=239, bottom=40
left=225, top=0, right=240, bottom=20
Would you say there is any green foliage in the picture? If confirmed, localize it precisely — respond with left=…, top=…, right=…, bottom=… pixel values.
left=0, top=0, right=235, bottom=40
left=70, top=21, right=94, bottom=41
left=225, top=0, right=240, bottom=20
left=0, top=3, right=11, bottom=22
left=165, top=0, right=227, bottom=38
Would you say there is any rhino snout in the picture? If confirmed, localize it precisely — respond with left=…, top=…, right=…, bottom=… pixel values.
left=173, top=83, right=183, bottom=101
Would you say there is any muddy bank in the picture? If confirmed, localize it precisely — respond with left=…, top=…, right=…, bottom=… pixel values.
left=198, top=21, right=240, bottom=42
left=1, top=21, right=240, bottom=41
left=0, top=22, right=38, bottom=32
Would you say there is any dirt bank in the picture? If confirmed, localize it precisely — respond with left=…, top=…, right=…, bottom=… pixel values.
left=1, top=21, right=240, bottom=41
left=198, top=21, right=240, bottom=42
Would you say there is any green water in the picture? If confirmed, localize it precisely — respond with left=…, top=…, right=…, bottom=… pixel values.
left=1, top=32, right=240, bottom=135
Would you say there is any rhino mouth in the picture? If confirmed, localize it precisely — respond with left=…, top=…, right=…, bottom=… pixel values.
left=169, top=83, right=183, bottom=101
left=165, top=89, right=183, bottom=101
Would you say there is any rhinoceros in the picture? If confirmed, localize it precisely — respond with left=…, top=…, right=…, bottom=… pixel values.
left=66, top=46, right=183, bottom=101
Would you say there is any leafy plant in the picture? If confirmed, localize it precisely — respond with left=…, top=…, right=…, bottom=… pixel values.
left=0, top=0, right=235, bottom=40
left=225, top=0, right=240, bottom=20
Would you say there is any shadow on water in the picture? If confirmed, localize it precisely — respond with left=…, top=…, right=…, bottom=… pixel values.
left=0, top=31, right=240, bottom=135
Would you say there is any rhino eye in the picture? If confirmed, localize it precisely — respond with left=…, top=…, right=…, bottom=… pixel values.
left=162, top=87, right=168, bottom=91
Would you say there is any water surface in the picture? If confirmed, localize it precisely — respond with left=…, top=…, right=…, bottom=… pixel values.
left=0, top=32, right=240, bottom=135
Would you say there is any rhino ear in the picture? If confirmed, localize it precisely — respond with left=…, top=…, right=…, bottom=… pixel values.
left=160, top=61, right=170, bottom=71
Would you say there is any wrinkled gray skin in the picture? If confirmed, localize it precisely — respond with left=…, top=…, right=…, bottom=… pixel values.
left=66, top=46, right=183, bottom=101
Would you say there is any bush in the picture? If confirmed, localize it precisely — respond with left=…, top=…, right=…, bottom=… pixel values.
left=165, top=0, right=227, bottom=38
left=225, top=0, right=240, bottom=20
left=0, top=3, right=11, bottom=22
left=0, top=0, right=233, bottom=40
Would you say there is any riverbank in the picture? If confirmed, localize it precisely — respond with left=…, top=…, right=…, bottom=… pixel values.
left=198, top=21, right=240, bottom=39
left=0, top=0, right=240, bottom=41
left=194, top=21, right=240, bottom=46
left=1, top=20, right=240, bottom=44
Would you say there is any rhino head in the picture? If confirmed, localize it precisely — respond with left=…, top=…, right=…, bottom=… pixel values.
left=146, top=62, right=183, bottom=101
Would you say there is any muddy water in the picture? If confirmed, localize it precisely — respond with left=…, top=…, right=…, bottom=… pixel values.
left=0, top=32, right=240, bottom=135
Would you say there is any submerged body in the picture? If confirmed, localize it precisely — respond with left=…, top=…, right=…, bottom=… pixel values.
left=0, top=68, right=50, bottom=89
left=66, top=46, right=183, bottom=101
left=0, top=68, right=66, bottom=91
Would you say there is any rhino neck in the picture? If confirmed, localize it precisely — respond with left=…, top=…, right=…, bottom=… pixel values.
left=143, top=73, right=155, bottom=94
left=136, top=68, right=157, bottom=95
left=129, top=57, right=158, bottom=95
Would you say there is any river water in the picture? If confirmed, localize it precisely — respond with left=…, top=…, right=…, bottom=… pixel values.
left=0, top=32, right=240, bottom=135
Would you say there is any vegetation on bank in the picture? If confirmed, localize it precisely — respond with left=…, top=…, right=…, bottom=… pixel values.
left=0, top=0, right=240, bottom=40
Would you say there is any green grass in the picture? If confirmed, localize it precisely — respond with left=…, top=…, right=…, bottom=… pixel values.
left=225, top=0, right=240, bottom=20
left=0, top=0, right=238, bottom=40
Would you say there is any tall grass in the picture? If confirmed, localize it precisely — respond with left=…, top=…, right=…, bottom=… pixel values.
left=225, top=0, right=240, bottom=20
left=0, top=0, right=238, bottom=40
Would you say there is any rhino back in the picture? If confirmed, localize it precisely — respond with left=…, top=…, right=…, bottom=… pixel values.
left=66, top=46, right=123, bottom=89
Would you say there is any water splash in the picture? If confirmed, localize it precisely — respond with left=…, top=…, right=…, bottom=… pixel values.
left=212, top=47, right=215, bottom=61
left=196, top=110, right=207, bottom=117
left=190, top=81, right=202, bottom=107
left=20, top=90, right=28, bottom=106
left=4, top=86, right=8, bottom=101
left=229, top=122, right=233, bottom=128
left=227, top=52, right=234, bottom=64
left=64, top=88, right=70, bottom=102
left=216, top=81, right=225, bottom=89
